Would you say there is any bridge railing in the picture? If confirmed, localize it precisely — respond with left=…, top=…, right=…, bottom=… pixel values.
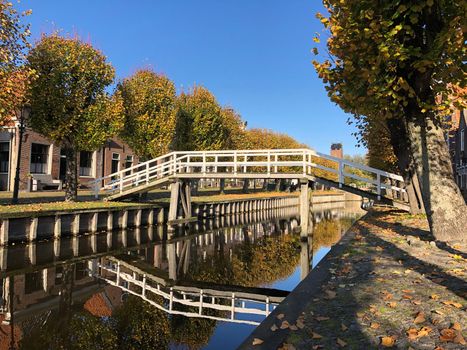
left=96, top=259, right=280, bottom=325
left=92, top=149, right=407, bottom=201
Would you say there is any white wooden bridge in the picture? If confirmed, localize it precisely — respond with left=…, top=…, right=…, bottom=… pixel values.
left=95, top=257, right=286, bottom=326
left=92, top=149, right=409, bottom=223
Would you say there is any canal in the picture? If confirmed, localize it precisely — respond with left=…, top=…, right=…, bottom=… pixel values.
left=0, top=201, right=364, bottom=349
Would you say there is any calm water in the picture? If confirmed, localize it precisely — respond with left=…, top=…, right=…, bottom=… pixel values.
left=0, top=201, right=364, bottom=350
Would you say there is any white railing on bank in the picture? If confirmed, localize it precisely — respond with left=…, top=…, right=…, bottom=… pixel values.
left=92, top=149, right=407, bottom=200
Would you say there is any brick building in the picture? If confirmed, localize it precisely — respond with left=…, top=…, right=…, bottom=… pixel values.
left=448, top=110, right=467, bottom=197
left=0, top=120, right=138, bottom=191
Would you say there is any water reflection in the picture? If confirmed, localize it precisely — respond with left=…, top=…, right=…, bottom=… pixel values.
left=0, top=201, right=364, bottom=349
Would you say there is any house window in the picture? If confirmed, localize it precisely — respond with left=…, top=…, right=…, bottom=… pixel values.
left=79, top=151, right=93, bottom=176
left=30, top=143, right=49, bottom=174
left=111, top=153, right=120, bottom=174
left=0, top=142, right=9, bottom=173
left=124, top=155, right=133, bottom=176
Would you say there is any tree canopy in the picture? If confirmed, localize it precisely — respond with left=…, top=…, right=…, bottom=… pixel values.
left=27, top=34, right=124, bottom=200
left=174, top=86, right=231, bottom=151
left=0, top=0, right=32, bottom=124
left=118, top=69, right=177, bottom=160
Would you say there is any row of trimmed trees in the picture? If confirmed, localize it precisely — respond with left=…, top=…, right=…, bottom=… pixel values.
left=1, top=3, right=304, bottom=202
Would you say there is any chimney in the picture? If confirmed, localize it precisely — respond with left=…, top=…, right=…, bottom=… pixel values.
left=330, top=143, right=343, bottom=158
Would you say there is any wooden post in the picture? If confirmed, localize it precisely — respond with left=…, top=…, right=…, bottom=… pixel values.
left=0, top=219, right=9, bottom=246
left=54, top=239, right=60, bottom=258
left=135, top=209, right=142, bottom=228
left=29, top=217, right=38, bottom=242
left=90, top=213, right=98, bottom=233
left=72, top=236, right=79, bottom=256
left=0, top=247, right=7, bottom=270
left=157, top=208, right=165, bottom=224
left=107, top=211, right=113, bottom=231
left=120, top=210, right=128, bottom=229
left=72, top=214, right=80, bottom=236
left=54, top=215, right=61, bottom=239
left=28, top=243, right=36, bottom=264
left=168, top=181, right=180, bottom=221
left=300, top=180, right=310, bottom=238
left=147, top=209, right=154, bottom=225
left=91, top=233, right=97, bottom=253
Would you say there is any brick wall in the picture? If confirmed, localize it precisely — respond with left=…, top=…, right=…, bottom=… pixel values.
left=3, top=127, right=139, bottom=191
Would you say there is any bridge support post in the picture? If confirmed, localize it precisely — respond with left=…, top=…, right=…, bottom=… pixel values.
left=300, top=180, right=310, bottom=238
left=168, top=180, right=192, bottom=222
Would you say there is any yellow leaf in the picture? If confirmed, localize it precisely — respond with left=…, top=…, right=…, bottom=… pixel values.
left=381, top=336, right=395, bottom=347
left=252, top=338, right=264, bottom=345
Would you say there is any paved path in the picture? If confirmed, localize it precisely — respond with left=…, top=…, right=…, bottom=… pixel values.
left=239, top=208, right=466, bottom=350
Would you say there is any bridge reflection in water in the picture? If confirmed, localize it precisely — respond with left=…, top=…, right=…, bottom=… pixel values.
left=0, top=201, right=364, bottom=349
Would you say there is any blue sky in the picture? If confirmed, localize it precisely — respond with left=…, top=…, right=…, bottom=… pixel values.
left=19, top=0, right=364, bottom=156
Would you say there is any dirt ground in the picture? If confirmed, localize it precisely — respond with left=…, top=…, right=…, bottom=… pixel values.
left=267, top=208, right=466, bottom=349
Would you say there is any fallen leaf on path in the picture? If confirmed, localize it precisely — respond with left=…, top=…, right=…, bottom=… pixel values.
left=277, top=313, right=285, bottom=320
left=387, top=302, right=397, bottom=308
left=315, top=316, right=330, bottom=322
left=336, top=338, right=347, bottom=347
left=432, top=278, right=445, bottom=283
left=289, top=324, right=298, bottom=331
left=417, top=326, right=431, bottom=338
left=430, top=294, right=440, bottom=300
left=370, top=322, right=380, bottom=329
left=383, top=292, right=393, bottom=301
left=439, top=328, right=456, bottom=342
left=252, top=338, right=263, bottom=345
left=296, top=319, right=305, bottom=329
left=451, top=322, right=461, bottom=331
left=312, top=345, right=323, bottom=350
left=412, top=300, right=422, bottom=305
left=380, top=336, right=396, bottom=347
left=325, top=290, right=337, bottom=299
left=442, top=300, right=463, bottom=308
left=407, top=328, right=418, bottom=340
left=341, top=323, right=348, bottom=331
left=280, top=320, right=290, bottom=329
left=270, top=324, right=278, bottom=332
left=413, top=311, right=425, bottom=324
left=312, top=332, right=323, bottom=339
left=402, top=294, right=413, bottom=300
left=454, top=333, right=466, bottom=345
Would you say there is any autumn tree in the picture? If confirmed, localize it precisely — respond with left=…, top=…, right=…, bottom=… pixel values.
left=313, top=0, right=466, bottom=242
left=118, top=69, right=177, bottom=160
left=0, top=0, right=32, bottom=124
left=27, top=34, right=124, bottom=201
left=220, top=106, right=247, bottom=149
left=173, top=86, right=230, bottom=151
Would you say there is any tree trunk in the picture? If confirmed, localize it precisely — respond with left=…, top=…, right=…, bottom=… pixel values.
left=406, top=117, right=467, bottom=243
left=242, top=179, right=249, bottom=193
left=387, top=117, right=425, bottom=214
left=274, top=179, right=281, bottom=191
left=219, top=178, right=225, bottom=194
left=63, top=145, right=78, bottom=202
